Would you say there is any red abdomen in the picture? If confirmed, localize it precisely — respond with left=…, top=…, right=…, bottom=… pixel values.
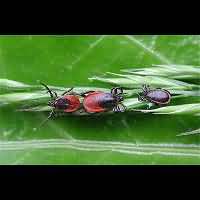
left=64, top=95, right=81, bottom=112
left=83, top=91, right=107, bottom=113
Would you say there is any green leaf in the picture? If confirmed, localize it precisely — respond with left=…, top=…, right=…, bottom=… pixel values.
left=0, top=35, right=200, bottom=164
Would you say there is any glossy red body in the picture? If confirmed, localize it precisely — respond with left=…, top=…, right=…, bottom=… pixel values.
left=83, top=91, right=108, bottom=113
left=64, top=95, right=81, bottom=112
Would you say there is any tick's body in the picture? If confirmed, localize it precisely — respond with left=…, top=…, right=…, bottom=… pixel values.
left=53, top=95, right=81, bottom=112
left=82, top=88, right=126, bottom=113
left=83, top=92, right=118, bottom=113
left=138, top=85, right=171, bottom=105
left=39, top=82, right=82, bottom=127
left=146, top=90, right=170, bottom=104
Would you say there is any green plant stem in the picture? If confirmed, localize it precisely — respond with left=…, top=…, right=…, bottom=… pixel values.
left=132, top=103, right=200, bottom=115
left=89, top=73, right=199, bottom=90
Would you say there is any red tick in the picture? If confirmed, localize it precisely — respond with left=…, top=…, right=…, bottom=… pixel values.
left=82, top=87, right=126, bottom=113
left=40, top=82, right=81, bottom=124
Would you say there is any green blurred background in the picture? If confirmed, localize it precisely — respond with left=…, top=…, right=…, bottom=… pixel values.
left=0, top=35, right=199, bottom=164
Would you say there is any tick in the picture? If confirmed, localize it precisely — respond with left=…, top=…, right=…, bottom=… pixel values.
left=82, top=87, right=126, bottom=113
left=138, top=84, right=171, bottom=106
left=40, top=82, right=81, bottom=121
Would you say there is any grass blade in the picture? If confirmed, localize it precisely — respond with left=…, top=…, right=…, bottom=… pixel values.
left=122, top=64, right=200, bottom=80
left=132, top=103, right=200, bottom=115
left=89, top=73, right=199, bottom=90
left=177, top=128, right=200, bottom=137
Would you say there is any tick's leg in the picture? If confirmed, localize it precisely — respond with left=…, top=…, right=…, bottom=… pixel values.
left=138, top=93, right=142, bottom=101
left=46, top=90, right=57, bottom=99
left=38, top=109, right=55, bottom=128
left=111, top=88, right=115, bottom=95
left=114, top=104, right=126, bottom=112
left=142, top=85, right=147, bottom=94
left=113, top=106, right=118, bottom=112
left=113, top=104, right=125, bottom=113
left=142, top=84, right=150, bottom=94
left=79, top=90, right=95, bottom=97
left=145, top=84, right=150, bottom=90
left=48, top=109, right=56, bottom=118
left=111, top=87, right=123, bottom=95
left=117, top=106, right=121, bottom=112
left=119, top=103, right=126, bottom=112
left=62, top=87, right=74, bottom=96
left=53, top=91, right=58, bottom=98
left=40, top=82, right=55, bottom=99
left=138, top=93, right=146, bottom=102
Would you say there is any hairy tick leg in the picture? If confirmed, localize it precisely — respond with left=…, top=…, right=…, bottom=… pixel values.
left=79, top=90, right=95, bottom=97
left=62, top=87, right=74, bottom=96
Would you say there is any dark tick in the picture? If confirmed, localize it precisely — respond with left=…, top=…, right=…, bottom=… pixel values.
left=138, top=84, right=171, bottom=106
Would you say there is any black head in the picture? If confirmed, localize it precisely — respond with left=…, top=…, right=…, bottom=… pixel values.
left=40, top=82, right=62, bottom=108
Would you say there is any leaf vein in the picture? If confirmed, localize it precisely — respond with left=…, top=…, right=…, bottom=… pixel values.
left=124, top=35, right=172, bottom=64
